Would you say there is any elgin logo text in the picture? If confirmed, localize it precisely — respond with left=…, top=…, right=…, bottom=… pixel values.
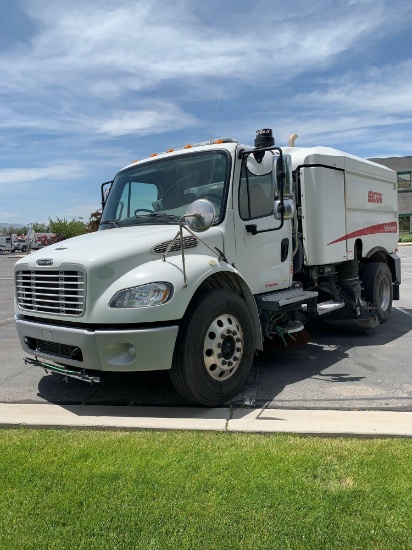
left=368, top=191, right=382, bottom=204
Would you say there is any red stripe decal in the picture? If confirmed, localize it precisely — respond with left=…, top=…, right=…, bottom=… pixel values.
left=327, top=222, right=398, bottom=245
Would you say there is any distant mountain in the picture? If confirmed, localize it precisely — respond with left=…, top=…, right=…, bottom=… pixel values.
left=0, top=223, right=25, bottom=229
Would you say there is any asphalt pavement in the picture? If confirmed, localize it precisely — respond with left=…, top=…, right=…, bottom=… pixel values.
left=1, top=247, right=412, bottom=435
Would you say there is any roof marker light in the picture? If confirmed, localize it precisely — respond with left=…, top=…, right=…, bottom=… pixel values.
left=184, top=144, right=192, bottom=149
left=150, top=153, right=158, bottom=157
left=166, top=149, right=174, bottom=153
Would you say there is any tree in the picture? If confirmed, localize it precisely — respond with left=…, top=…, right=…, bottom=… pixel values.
left=5, top=225, right=19, bottom=235
left=48, top=217, right=87, bottom=240
left=19, top=222, right=49, bottom=236
left=87, top=210, right=102, bottom=233
left=32, top=222, right=50, bottom=233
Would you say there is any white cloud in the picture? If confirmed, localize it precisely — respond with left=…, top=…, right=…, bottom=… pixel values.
left=0, top=163, right=85, bottom=185
left=97, top=103, right=198, bottom=136
left=0, top=212, right=19, bottom=219
left=293, top=61, right=412, bottom=117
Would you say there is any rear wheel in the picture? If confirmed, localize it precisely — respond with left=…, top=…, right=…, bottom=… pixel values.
left=362, top=262, right=392, bottom=323
left=170, top=289, right=255, bottom=406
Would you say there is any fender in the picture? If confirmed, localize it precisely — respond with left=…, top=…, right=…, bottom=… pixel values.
left=86, top=253, right=259, bottom=329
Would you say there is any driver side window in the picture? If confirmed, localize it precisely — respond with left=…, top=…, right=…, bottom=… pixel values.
left=239, top=166, right=274, bottom=220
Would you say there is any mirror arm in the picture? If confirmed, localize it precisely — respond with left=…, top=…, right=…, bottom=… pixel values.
left=183, top=224, right=228, bottom=261
left=238, top=145, right=283, bottom=159
left=163, top=213, right=226, bottom=288
left=246, top=219, right=284, bottom=235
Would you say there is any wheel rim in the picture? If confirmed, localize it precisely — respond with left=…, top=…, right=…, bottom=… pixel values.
left=378, top=275, right=391, bottom=311
left=203, top=314, right=244, bottom=381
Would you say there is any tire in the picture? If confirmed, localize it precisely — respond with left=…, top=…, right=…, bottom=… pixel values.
left=362, top=262, right=392, bottom=323
left=170, top=289, right=255, bottom=406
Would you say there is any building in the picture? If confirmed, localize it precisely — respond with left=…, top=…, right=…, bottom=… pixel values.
left=369, top=156, right=412, bottom=235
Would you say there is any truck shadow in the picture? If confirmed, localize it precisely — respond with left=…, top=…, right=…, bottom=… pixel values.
left=232, top=307, right=412, bottom=409
left=37, top=308, right=412, bottom=410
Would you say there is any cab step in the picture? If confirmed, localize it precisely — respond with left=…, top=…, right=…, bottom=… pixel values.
left=255, top=287, right=318, bottom=311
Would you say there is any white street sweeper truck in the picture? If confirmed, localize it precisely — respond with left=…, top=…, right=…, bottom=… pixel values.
left=14, top=129, right=401, bottom=405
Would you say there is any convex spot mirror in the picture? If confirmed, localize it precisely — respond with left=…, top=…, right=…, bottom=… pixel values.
left=185, top=199, right=215, bottom=233
left=246, top=150, right=274, bottom=176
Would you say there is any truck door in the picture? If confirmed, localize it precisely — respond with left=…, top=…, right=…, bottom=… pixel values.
left=233, top=151, right=292, bottom=295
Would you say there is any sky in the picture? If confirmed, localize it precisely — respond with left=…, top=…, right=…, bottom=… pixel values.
left=0, top=0, right=412, bottom=225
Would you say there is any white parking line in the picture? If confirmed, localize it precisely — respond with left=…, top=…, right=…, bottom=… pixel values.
left=0, top=278, right=13, bottom=280
left=0, top=317, right=14, bottom=323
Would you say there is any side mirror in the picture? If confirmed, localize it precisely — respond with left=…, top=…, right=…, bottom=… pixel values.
left=274, top=198, right=295, bottom=220
left=185, top=199, right=215, bottom=233
left=272, top=153, right=295, bottom=222
left=101, top=180, right=113, bottom=210
left=273, top=154, right=293, bottom=197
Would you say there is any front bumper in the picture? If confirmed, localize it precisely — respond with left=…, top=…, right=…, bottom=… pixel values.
left=15, top=318, right=179, bottom=372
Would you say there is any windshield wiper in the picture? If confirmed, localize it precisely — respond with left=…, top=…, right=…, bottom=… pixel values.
left=102, top=219, right=120, bottom=227
left=134, top=212, right=179, bottom=222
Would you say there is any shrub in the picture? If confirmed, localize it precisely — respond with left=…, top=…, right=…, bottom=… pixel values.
left=48, top=217, right=87, bottom=240
left=400, top=234, right=412, bottom=243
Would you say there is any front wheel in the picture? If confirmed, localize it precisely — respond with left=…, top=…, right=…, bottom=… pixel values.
left=362, top=262, right=393, bottom=323
left=170, top=289, right=255, bottom=406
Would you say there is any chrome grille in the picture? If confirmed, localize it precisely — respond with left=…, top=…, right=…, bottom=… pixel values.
left=151, top=236, right=198, bottom=253
left=16, top=269, right=85, bottom=316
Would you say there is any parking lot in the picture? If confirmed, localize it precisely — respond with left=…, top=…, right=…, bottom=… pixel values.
left=1, top=248, right=411, bottom=410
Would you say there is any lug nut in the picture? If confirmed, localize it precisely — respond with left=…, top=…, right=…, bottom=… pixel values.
left=226, top=329, right=232, bottom=334
left=236, top=347, right=241, bottom=352
left=232, top=331, right=237, bottom=336
left=227, top=361, right=233, bottom=367
left=222, top=360, right=227, bottom=365
left=233, top=356, right=238, bottom=361
left=236, top=338, right=241, bottom=343
left=217, top=342, right=222, bottom=348
left=218, top=353, right=223, bottom=358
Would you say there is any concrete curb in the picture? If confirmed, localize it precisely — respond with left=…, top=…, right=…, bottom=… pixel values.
left=1, top=403, right=412, bottom=437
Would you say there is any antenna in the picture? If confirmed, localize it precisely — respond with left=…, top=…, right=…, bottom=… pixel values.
left=210, top=86, right=223, bottom=142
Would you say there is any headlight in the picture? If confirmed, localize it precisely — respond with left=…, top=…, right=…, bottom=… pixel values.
left=109, top=282, right=174, bottom=308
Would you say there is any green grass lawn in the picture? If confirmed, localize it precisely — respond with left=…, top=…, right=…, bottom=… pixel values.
left=0, top=429, right=411, bottom=549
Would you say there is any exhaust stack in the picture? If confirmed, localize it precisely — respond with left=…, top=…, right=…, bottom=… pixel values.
left=288, top=133, right=298, bottom=147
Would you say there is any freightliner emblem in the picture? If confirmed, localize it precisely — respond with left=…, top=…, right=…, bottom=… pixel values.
left=36, top=259, right=53, bottom=266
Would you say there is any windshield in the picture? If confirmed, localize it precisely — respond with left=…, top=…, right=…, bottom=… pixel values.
left=100, top=150, right=229, bottom=228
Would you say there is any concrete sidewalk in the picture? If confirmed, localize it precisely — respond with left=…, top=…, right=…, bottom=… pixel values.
left=1, top=403, right=412, bottom=437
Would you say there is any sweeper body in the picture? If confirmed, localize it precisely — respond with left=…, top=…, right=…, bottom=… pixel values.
left=14, top=129, right=400, bottom=405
